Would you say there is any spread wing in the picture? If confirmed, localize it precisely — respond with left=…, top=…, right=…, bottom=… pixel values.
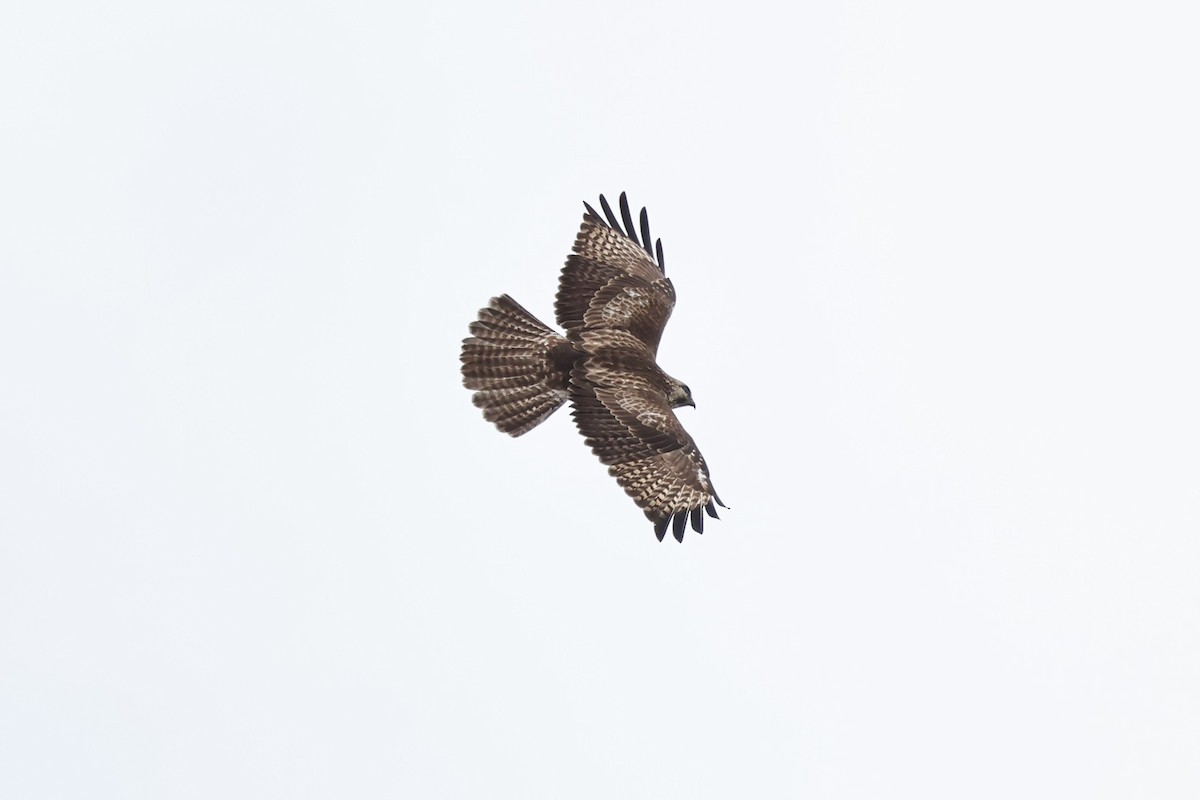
left=569, top=329, right=723, bottom=543
left=555, top=192, right=676, bottom=355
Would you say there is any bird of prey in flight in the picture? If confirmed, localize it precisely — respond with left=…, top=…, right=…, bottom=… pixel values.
left=461, top=193, right=724, bottom=542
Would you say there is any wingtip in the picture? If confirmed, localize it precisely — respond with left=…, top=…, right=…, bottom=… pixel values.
left=598, top=194, right=622, bottom=234
left=590, top=193, right=663, bottom=266
left=654, top=516, right=669, bottom=541
left=619, top=192, right=638, bottom=246
left=639, top=207, right=654, bottom=260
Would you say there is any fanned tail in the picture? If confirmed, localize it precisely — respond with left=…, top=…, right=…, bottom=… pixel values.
left=461, top=295, right=574, bottom=436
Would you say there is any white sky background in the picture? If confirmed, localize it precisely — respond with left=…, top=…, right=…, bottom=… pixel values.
left=2, top=1, right=1197, bottom=797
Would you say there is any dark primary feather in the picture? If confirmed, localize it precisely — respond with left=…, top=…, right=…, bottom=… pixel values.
left=599, top=194, right=622, bottom=234
left=672, top=511, right=687, bottom=542
left=619, top=193, right=638, bottom=246
left=587, top=194, right=664, bottom=272
left=654, top=516, right=669, bottom=542
left=637, top=208, right=651, bottom=260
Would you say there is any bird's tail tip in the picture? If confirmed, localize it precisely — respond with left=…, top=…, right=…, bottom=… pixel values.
left=461, top=296, right=571, bottom=436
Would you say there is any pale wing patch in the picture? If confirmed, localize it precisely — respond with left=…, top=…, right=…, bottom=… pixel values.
left=599, top=286, right=647, bottom=325
left=610, top=449, right=710, bottom=512
left=609, top=388, right=672, bottom=429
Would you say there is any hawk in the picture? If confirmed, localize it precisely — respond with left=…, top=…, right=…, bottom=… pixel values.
left=460, top=193, right=725, bottom=542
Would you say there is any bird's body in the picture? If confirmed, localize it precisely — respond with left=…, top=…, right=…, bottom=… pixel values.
left=460, top=193, right=723, bottom=541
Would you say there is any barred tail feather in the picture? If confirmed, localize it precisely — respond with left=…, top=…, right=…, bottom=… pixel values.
left=461, top=295, right=573, bottom=436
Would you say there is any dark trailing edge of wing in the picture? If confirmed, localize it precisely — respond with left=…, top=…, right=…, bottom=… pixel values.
left=584, top=193, right=666, bottom=274
left=654, top=516, right=669, bottom=542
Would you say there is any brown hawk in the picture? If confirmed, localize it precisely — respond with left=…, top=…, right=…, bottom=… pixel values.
left=460, top=193, right=724, bottom=542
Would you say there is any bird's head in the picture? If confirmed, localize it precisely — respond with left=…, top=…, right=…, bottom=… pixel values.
left=666, top=378, right=695, bottom=409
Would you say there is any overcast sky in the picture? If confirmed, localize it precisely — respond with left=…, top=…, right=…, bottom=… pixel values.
left=2, top=1, right=1198, bottom=798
